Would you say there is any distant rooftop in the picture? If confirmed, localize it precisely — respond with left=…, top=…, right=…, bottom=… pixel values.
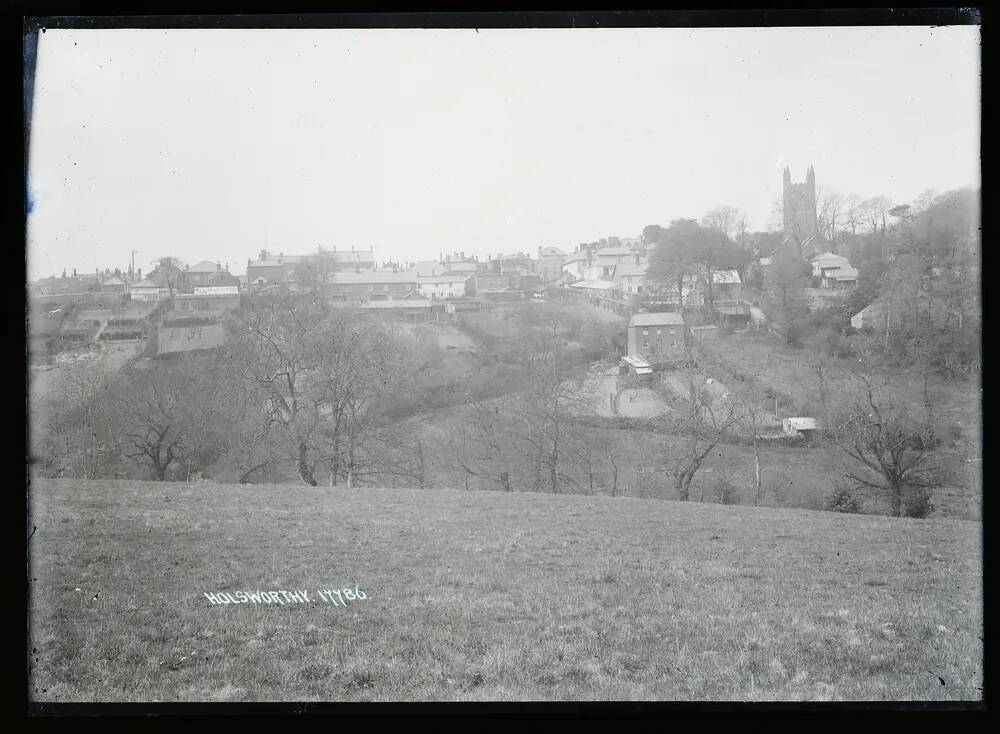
left=329, top=271, right=418, bottom=285
left=629, top=312, right=685, bottom=327
left=569, top=279, right=618, bottom=291
left=188, top=260, right=223, bottom=273
left=614, top=262, right=648, bottom=278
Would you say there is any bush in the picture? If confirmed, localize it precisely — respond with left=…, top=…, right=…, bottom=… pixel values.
left=825, top=484, right=865, bottom=514
left=904, top=487, right=935, bottom=519
left=716, top=479, right=740, bottom=505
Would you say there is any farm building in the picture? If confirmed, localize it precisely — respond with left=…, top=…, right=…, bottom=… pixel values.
left=620, top=354, right=654, bottom=377
left=811, top=253, right=858, bottom=289
left=627, top=311, right=685, bottom=365
left=782, top=417, right=821, bottom=437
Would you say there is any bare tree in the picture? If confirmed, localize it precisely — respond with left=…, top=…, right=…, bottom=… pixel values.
left=732, top=377, right=771, bottom=506
left=109, top=358, right=226, bottom=481
left=834, top=371, right=941, bottom=517
left=510, top=338, right=599, bottom=493
left=702, top=205, right=743, bottom=241
left=843, top=194, right=865, bottom=236
left=817, top=188, right=844, bottom=249
left=662, top=341, right=738, bottom=501
left=234, top=293, right=328, bottom=485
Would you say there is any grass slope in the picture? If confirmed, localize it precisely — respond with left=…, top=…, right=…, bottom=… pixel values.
left=28, top=479, right=982, bottom=702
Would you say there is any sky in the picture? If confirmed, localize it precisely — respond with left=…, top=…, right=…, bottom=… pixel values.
left=26, top=25, right=980, bottom=280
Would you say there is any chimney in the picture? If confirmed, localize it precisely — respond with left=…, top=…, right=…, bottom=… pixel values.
left=635, top=253, right=640, bottom=266
left=216, top=261, right=221, bottom=271
left=461, top=251, right=465, bottom=259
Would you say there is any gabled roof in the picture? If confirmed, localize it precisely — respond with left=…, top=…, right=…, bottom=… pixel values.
left=102, top=277, right=125, bottom=286
left=829, top=266, right=859, bottom=281
left=247, top=260, right=287, bottom=269
left=629, top=312, right=685, bottom=327
left=188, top=260, right=222, bottom=273
left=613, top=262, right=648, bottom=278
left=539, top=246, right=566, bottom=257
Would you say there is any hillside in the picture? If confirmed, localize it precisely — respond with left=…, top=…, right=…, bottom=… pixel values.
left=28, top=480, right=982, bottom=702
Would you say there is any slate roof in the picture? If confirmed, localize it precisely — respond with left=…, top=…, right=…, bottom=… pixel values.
left=629, top=312, right=685, bottom=327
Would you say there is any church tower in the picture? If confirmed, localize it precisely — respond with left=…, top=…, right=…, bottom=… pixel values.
left=782, top=165, right=818, bottom=245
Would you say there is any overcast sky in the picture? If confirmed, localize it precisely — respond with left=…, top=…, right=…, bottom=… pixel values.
left=26, top=25, right=980, bottom=280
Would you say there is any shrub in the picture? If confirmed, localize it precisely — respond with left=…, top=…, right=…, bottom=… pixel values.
left=904, top=487, right=935, bottom=519
left=716, top=479, right=740, bottom=505
left=825, top=485, right=865, bottom=514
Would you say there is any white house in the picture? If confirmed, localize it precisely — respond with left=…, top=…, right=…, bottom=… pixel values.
left=417, top=274, right=469, bottom=299
left=612, top=261, right=649, bottom=295
left=128, top=279, right=168, bottom=302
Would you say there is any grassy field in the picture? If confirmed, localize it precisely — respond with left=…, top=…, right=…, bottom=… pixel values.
left=29, top=479, right=982, bottom=702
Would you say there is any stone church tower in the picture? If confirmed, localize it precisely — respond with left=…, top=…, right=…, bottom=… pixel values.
left=782, top=165, right=818, bottom=244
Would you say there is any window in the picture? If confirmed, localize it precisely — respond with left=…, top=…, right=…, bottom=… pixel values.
left=642, top=339, right=648, bottom=349
left=642, top=328, right=649, bottom=336
left=656, top=328, right=662, bottom=335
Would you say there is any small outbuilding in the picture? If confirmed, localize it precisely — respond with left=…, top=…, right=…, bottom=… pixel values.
left=782, top=417, right=821, bottom=437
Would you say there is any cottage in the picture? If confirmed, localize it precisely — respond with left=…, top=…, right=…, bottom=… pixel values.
left=100, top=276, right=128, bottom=294
left=417, top=274, right=469, bottom=300
left=810, top=253, right=858, bottom=289
left=627, top=312, right=685, bottom=365
left=594, top=247, right=640, bottom=278
left=822, top=265, right=858, bottom=289
left=612, top=261, right=649, bottom=296
left=128, top=278, right=169, bottom=302
left=245, top=259, right=289, bottom=286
